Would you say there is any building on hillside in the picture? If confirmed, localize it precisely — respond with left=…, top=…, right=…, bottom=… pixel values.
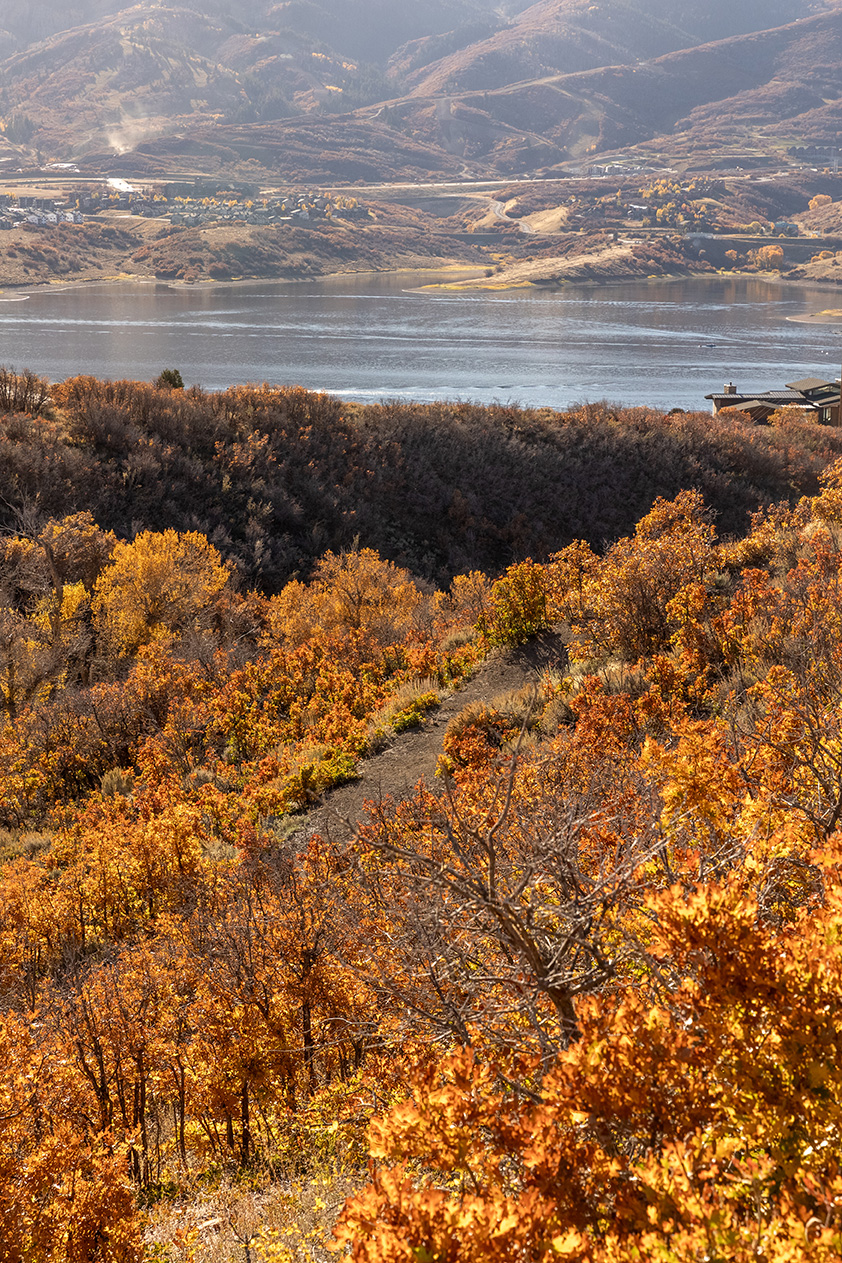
left=705, top=377, right=841, bottom=424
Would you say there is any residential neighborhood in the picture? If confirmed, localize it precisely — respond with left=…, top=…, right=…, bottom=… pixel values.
left=0, top=194, right=84, bottom=228
left=0, top=183, right=370, bottom=231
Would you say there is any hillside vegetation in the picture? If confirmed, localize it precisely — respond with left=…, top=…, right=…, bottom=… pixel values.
left=4, top=373, right=842, bottom=1259
left=5, top=170, right=842, bottom=291
left=1, top=375, right=841, bottom=591
left=0, top=211, right=488, bottom=285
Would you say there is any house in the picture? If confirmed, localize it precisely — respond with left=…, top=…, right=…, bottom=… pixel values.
left=784, top=377, right=841, bottom=424
left=705, top=377, right=841, bottom=424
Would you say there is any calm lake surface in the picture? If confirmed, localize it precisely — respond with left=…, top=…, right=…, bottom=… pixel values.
left=0, top=272, right=840, bottom=411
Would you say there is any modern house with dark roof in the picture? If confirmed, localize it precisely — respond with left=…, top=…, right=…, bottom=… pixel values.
left=705, top=378, right=841, bottom=424
left=785, top=378, right=841, bottom=423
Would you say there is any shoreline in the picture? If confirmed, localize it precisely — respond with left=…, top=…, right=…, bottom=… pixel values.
left=4, top=252, right=842, bottom=299
left=416, top=269, right=838, bottom=293
left=417, top=269, right=714, bottom=292
left=0, top=261, right=489, bottom=297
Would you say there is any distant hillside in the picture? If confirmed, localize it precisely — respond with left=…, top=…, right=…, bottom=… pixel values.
left=0, top=0, right=841, bottom=178
left=395, top=0, right=813, bottom=95
left=382, top=7, right=842, bottom=171
left=0, top=0, right=499, bottom=158
left=0, top=0, right=498, bottom=57
left=95, top=116, right=476, bottom=183
left=0, top=7, right=245, bottom=157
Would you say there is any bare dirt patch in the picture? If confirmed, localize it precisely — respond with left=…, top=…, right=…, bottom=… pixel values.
left=520, top=205, right=571, bottom=234
left=437, top=238, right=636, bottom=288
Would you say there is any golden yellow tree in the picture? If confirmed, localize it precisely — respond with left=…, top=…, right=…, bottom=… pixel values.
left=268, top=548, right=423, bottom=647
left=93, top=530, right=230, bottom=657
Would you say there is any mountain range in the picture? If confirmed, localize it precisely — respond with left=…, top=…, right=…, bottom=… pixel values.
left=0, top=0, right=840, bottom=180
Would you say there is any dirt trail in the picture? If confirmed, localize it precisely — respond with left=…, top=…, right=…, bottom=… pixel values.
left=293, top=630, right=568, bottom=844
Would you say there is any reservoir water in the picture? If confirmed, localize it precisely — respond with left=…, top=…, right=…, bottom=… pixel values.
left=0, top=272, right=840, bottom=411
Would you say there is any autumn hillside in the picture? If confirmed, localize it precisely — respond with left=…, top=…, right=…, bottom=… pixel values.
left=3, top=373, right=842, bottom=592
left=7, top=372, right=842, bottom=1259
left=0, top=0, right=839, bottom=180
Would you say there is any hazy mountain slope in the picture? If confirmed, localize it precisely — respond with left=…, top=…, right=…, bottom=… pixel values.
left=545, top=9, right=842, bottom=159
left=397, top=0, right=822, bottom=95
left=663, top=13, right=842, bottom=152
left=0, top=0, right=126, bottom=51
left=0, top=0, right=501, bottom=156
left=0, top=0, right=495, bottom=59
left=90, top=115, right=477, bottom=180
left=1, top=0, right=841, bottom=176
left=376, top=8, right=842, bottom=169
left=0, top=6, right=247, bottom=154
left=265, top=0, right=493, bottom=65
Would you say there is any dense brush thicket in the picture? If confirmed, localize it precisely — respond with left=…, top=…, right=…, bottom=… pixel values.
left=1, top=374, right=839, bottom=590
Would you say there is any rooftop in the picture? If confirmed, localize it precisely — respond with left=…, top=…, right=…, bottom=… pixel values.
left=785, top=377, right=836, bottom=392
left=705, top=389, right=809, bottom=404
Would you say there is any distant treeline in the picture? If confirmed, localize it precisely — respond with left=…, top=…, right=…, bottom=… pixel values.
left=3, top=373, right=840, bottom=589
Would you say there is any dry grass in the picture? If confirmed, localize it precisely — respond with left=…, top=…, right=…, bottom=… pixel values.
left=144, top=1171, right=360, bottom=1263
left=443, top=685, right=542, bottom=755
left=538, top=693, right=576, bottom=733
left=489, top=683, right=541, bottom=729
left=365, top=676, right=441, bottom=751
left=101, top=766, right=135, bottom=798
left=439, top=625, right=479, bottom=654
left=0, top=827, right=52, bottom=864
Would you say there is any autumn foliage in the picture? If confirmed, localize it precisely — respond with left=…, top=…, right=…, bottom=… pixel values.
left=7, top=381, right=842, bottom=1257
left=1, top=373, right=841, bottom=593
